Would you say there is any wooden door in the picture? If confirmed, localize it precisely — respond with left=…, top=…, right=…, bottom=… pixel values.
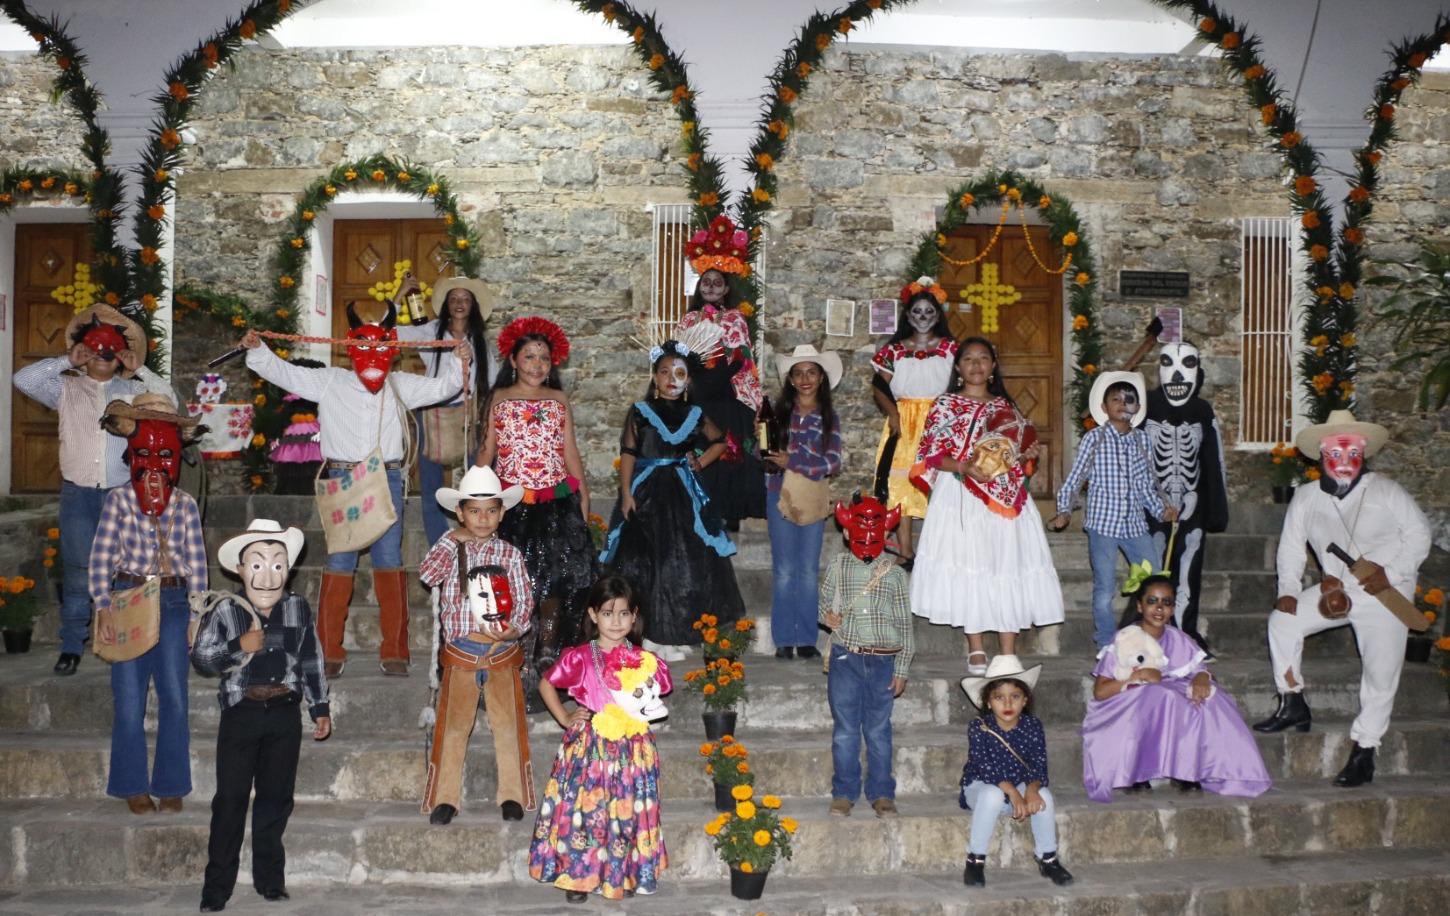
left=331, top=219, right=452, bottom=373
left=10, top=223, right=92, bottom=493
left=938, top=224, right=1065, bottom=498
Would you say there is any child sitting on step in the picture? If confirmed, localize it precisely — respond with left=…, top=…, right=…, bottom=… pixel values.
left=958, top=655, right=1073, bottom=889
left=529, top=575, right=671, bottom=902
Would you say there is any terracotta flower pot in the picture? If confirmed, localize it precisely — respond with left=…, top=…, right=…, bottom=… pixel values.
left=729, top=866, right=768, bottom=900
left=702, top=710, right=737, bottom=741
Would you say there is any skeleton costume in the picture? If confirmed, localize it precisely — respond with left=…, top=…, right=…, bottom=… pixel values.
left=1144, top=342, right=1228, bottom=650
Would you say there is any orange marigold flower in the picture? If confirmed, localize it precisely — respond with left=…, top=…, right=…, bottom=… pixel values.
left=779, top=85, right=797, bottom=104
left=232, top=316, right=247, bottom=328
left=1436, top=636, right=1450, bottom=651
left=767, top=119, right=790, bottom=139
left=702, top=683, right=716, bottom=695
left=837, top=14, right=853, bottom=30
left=168, top=81, right=189, bottom=102
left=1072, top=314, right=1089, bottom=331
left=1305, top=466, right=1321, bottom=481
left=371, top=169, right=387, bottom=182
left=1426, top=588, right=1445, bottom=606
left=0, top=193, right=12, bottom=204
left=39, top=176, right=55, bottom=189
left=1344, top=227, right=1365, bottom=246
left=1302, top=211, right=1320, bottom=229
left=721, top=735, right=735, bottom=745
left=672, top=85, right=692, bottom=105
left=1199, top=17, right=1217, bottom=34
left=141, top=294, right=158, bottom=312
left=1221, top=32, right=1241, bottom=50
left=632, top=26, right=645, bottom=44
left=1409, top=52, right=1428, bottom=69
left=146, top=203, right=165, bottom=220
left=63, top=181, right=78, bottom=195
left=139, top=246, right=160, bottom=265
left=160, top=128, right=181, bottom=149
left=739, top=302, right=755, bottom=318
left=797, top=61, right=813, bottom=78
left=278, top=0, right=291, bottom=12
left=686, top=152, right=702, bottom=171
left=1312, top=372, right=1334, bottom=393
left=275, top=308, right=290, bottom=319
left=1392, top=77, right=1411, bottom=92
left=1339, top=285, right=1356, bottom=302
left=343, top=168, right=358, bottom=181
left=250, top=474, right=265, bottom=489
left=1280, top=131, right=1302, bottom=148
left=279, top=276, right=295, bottom=288
left=1074, top=271, right=1091, bottom=287
left=17, top=179, right=32, bottom=192
left=700, top=742, right=714, bottom=756
left=601, top=2, right=616, bottom=22
left=1244, top=64, right=1266, bottom=80
left=1316, top=286, right=1335, bottom=301
left=869, top=0, right=883, bottom=7
left=751, top=187, right=771, bottom=204
left=203, top=43, right=219, bottom=68
left=737, top=761, right=750, bottom=774
left=57, top=56, right=72, bottom=71
left=1348, top=186, right=1370, bottom=203
left=1259, top=103, right=1278, bottom=125
left=815, top=33, right=832, bottom=52
left=736, top=620, right=752, bottom=631
left=1061, top=231, right=1078, bottom=248
left=301, top=209, right=315, bottom=221
left=698, top=191, right=719, bottom=206
left=396, top=171, right=411, bottom=182
left=239, top=19, right=257, bottom=40
left=1379, top=104, right=1395, bottom=121
left=47, top=528, right=59, bottom=540
left=254, top=394, right=267, bottom=407
left=1038, top=195, right=1052, bottom=209
left=756, top=152, right=775, bottom=171
left=1294, top=176, right=1317, bottom=196
left=719, top=638, right=732, bottom=650
left=1309, top=244, right=1329, bottom=261
left=1082, top=363, right=1097, bottom=376
left=324, top=184, right=337, bottom=196
left=649, top=53, right=665, bottom=70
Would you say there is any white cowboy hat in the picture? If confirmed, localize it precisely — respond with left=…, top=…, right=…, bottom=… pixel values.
left=776, top=344, right=843, bottom=389
left=960, top=654, right=1043, bottom=707
left=436, top=465, right=523, bottom=513
left=430, top=277, right=495, bottom=322
left=1088, top=370, right=1147, bottom=428
left=218, top=518, right=306, bottom=572
left=1294, top=409, right=1389, bottom=459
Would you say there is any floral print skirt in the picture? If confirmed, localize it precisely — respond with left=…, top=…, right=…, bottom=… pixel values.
left=528, top=721, right=667, bottom=899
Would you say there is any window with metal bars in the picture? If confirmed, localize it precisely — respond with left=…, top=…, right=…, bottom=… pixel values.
left=649, top=203, right=693, bottom=344
left=1238, top=217, right=1305, bottom=449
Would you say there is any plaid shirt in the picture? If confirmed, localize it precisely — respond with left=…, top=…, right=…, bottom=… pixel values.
left=818, top=552, right=914, bottom=679
left=1055, top=424, right=1167, bottom=539
left=88, top=486, right=208, bottom=609
left=190, top=592, right=330, bottom=721
left=418, top=534, right=534, bottom=643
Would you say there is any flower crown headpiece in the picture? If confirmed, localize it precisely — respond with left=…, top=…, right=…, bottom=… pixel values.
left=1120, top=559, right=1171, bottom=596
left=899, top=275, right=948, bottom=307
left=497, top=316, right=570, bottom=366
left=601, top=644, right=659, bottom=693
left=649, top=340, right=693, bottom=365
left=684, top=215, right=751, bottom=277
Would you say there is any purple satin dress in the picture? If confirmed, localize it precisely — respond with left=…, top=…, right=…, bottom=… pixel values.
left=1081, top=625, right=1272, bottom=803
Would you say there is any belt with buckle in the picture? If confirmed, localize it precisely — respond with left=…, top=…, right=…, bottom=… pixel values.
left=849, top=646, right=902, bottom=656
left=114, top=572, right=187, bottom=589
left=325, top=458, right=403, bottom=471
left=243, top=685, right=297, bottom=702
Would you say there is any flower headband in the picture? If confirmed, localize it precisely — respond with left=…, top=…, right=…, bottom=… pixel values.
left=899, top=275, right=948, bottom=307
left=601, top=644, right=658, bottom=693
left=497, top=316, right=570, bottom=366
left=1120, top=559, right=1171, bottom=596
left=649, top=341, right=693, bottom=365
left=684, top=214, right=751, bottom=277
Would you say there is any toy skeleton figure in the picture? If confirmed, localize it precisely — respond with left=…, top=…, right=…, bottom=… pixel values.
left=1144, top=341, right=1228, bottom=651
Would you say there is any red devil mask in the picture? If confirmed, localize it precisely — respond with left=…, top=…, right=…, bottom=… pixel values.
left=345, top=301, right=398, bottom=393
left=464, top=564, right=514, bottom=635
left=835, top=494, right=901, bottom=562
left=128, top=419, right=183, bottom=516
left=80, top=321, right=128, bottom=362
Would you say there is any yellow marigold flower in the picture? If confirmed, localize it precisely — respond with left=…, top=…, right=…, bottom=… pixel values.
left=781, top=816, right=798, bottom=833
left=762, top=795, right=781, bottom=809
left=1075, top=272, right=1091, bottom=287
left=959, top=192, right=975, bottom=208
left=704, top=820, right=723, bottom=836
left=731, top=783, right=753, bottom=800
left=290, top=237, right=305, bottom=249
left=456, top=238, right=470, bottom=250
left=737, top=801, right=757, bottom=818
left=1060, top=231, right=1078, bottom=248
left=740, top=861, right=754, bottom=874
left=1038, top=195, right=1052, bottom=209
left=301, top=210, right=315, bottom=221
left=753, top=830, right=772, bottom=847
left=324, top=184, right=337, bottom=196
left=252, top=433, right=266, bottom=447
left=343, top=169, right=358, bottom=181
left=1072, top=314, right=1089, bottom=331
left=682, top=120, right=696, bottom=136
left=752, top=187, right=771, bottom=204
left=1338, top=284, right=1356, bottom=302
left=396, top=171, right=411, bottom=182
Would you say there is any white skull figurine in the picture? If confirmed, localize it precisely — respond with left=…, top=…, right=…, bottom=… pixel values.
left=1158, top=342, right=1201, bottom=408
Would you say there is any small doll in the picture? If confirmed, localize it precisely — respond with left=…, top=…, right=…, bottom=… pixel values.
left=1108, top=625, right=1168, bottom=682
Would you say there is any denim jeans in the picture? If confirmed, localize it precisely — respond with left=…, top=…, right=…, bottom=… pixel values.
left=108, top=586, right=191, bottom=799
left=418, top=451, right=451, bottom=548
left=827, top=646, right=896, bottom=802
left=1086, top=530, right=1157, bottom=649
left=324, top=467, right=406, bottom=572
left=58, top=481, right=111, bottom=654
left=961, top=780, right=1058, bottom=857
left=766, top=494, right=824, bottom=650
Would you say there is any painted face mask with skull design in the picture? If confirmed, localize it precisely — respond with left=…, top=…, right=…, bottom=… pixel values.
left=1158, top=342, right=1202, bottom=408
left=591, top=645, right=668, bottom=741
left=464, top=564, right=514, bottom=635
left=834, top=494, right=901, bottom=562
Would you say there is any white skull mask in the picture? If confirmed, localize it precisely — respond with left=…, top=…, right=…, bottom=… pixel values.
left=1158, top=342, right=1201, bottom=407
left=608, top=671, right=668, bottom=723
left=464, top=565, right=513, bottom=635
left=601, top=647, right=668, bottom=723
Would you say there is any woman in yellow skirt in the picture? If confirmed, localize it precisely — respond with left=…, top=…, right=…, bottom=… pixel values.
left=870, top=278, right=957, bottom=567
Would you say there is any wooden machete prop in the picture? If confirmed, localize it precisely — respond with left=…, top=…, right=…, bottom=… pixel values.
left=1326, top=543, right=1429, bottom=630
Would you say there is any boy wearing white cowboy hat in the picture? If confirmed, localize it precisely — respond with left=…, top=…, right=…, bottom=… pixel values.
left=418, top=465, right=537, bottom=825
left=1050, top=370, right=1178, bottom=649
left=13, top=304, right=173, bottom=676
left=191, top=519, right=331, bottom=911
left=1253, top=410, right=1431, bottom=789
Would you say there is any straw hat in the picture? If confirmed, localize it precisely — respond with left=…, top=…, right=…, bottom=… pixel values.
left=101, top=392, right=201, bottom=437
left=1294, top=409, right=1389, bottom=459
left=775, top=344, right=843, bottom=389
left=1088, top=371, right=1147, bottom=428
left=64, top=304, right=146, bottom=376
left=430, top=277, right=495, bottom=322
left=436, top=465, right=523, bottom=513
left=218, top=519, right=306, bottom=572
left=960, top=654, right=1043, bottom=707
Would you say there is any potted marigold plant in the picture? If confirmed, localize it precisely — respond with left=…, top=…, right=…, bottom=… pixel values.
left=1406, top=584, right=1443, bottom=663
left=695, top=613, right=756, bottom=660
left=0, top=575, right=42, bottom=654
left=684, top=656, right=746, bottom=739
left=704, top=783, right=796, bottom=900
left=1267, top=443, right=1312, bottom=502
left=700, top=735, right=755, bottom=811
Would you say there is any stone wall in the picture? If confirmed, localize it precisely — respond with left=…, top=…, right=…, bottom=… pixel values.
left=0, top=53, right=88, bottom=171
left=765, top=47, right=1293, bottom=506
left=171, top=45, right=688, bottom=492
left=1353, top=71, right=1450, bottom=545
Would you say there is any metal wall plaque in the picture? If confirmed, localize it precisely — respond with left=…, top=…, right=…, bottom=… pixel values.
left=1119, top=270, right=1190, bottom=298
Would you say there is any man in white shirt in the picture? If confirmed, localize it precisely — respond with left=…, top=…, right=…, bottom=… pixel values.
left=1253, top=411, right=1432, bottom=788
left=240, top=301, right=469, bottom=678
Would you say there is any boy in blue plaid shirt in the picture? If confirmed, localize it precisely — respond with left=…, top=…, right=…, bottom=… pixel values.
left=1050, top=372, right=1177, bottom=649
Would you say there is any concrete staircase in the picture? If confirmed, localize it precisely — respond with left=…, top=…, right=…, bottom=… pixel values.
left=0, top=495, right=1446, bottom=914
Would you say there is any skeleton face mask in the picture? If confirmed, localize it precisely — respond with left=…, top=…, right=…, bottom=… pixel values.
left=834, top=495, right=901, bottom=562
left=127, top=419, right=183, bottom=516
left=464, top=565, right=514, bottom=635
left=1320, top=433, right=1366, bottom=493
left=907, top=298, right=939, bottom=335
left=239, top=541, right=289, bottom=612
left=1158, top=342, right=1201, bottom=407
left=602, top=645, right=668, bottom=723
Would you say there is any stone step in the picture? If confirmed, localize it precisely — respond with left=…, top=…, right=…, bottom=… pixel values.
left=2, top=717, right=1445, bottom=804
left=2, top=651, right=1441, bottom=736
left=1, top=777, right=1445, bottom=889
left=0, top=848, right=1443, bottom=913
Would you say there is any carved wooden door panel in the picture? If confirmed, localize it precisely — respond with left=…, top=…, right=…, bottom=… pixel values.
left=11, top=223, right=92, bottom=493
left=331, top=219, right=451, bottom=373
left=938, top=224, right=1065, bottom=498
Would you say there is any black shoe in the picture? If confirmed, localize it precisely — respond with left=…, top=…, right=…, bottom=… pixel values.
left=565, top=890, right=589, bottom=904
left=1333, top=743, right=1375, bottom=788
left=500, top=800, right=524, bottom=821
left=1171, top=779, right=1202, bottom=793
left=900, top=557, right=914, bottom=573
left=962, top=853, right=986, bottom=887
left=774, top=647, right=795, bottom=660
left=258, top=888, right=289, bottom=902
left=1125, top=780, right=1152, bottom=793
left=429, top=804, right=457, bottom=825
left=1036, top=852, right=1073, bottom=885
left=53, top=653, right=80, bottom=676
left=1253, top=692, right=1312, bottom=733
left=199, top=901, right=226, bottom=913
left=797, top=646, right=820, bottom=660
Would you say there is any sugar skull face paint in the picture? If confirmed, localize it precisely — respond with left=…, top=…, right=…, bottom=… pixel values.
left=1320, top=433, right=1366, bottom=490
left=653, top=355, right=690, bottom=399
left=696, top=269, right=729, bottom=305
left=127, top=419, right=183, bottom=516
left=907, top=298, right=939, bottom=335
left=834, top=494, right=902, bottom=562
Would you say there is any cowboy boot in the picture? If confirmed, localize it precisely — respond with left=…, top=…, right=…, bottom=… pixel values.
left=1333, top=743, right=1375, bottom=788
left=317, top=571, right=353, bottom=679
left=1252, top=691, right=1312, bottom=733
left=373, top=568, right=411, bottom=676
